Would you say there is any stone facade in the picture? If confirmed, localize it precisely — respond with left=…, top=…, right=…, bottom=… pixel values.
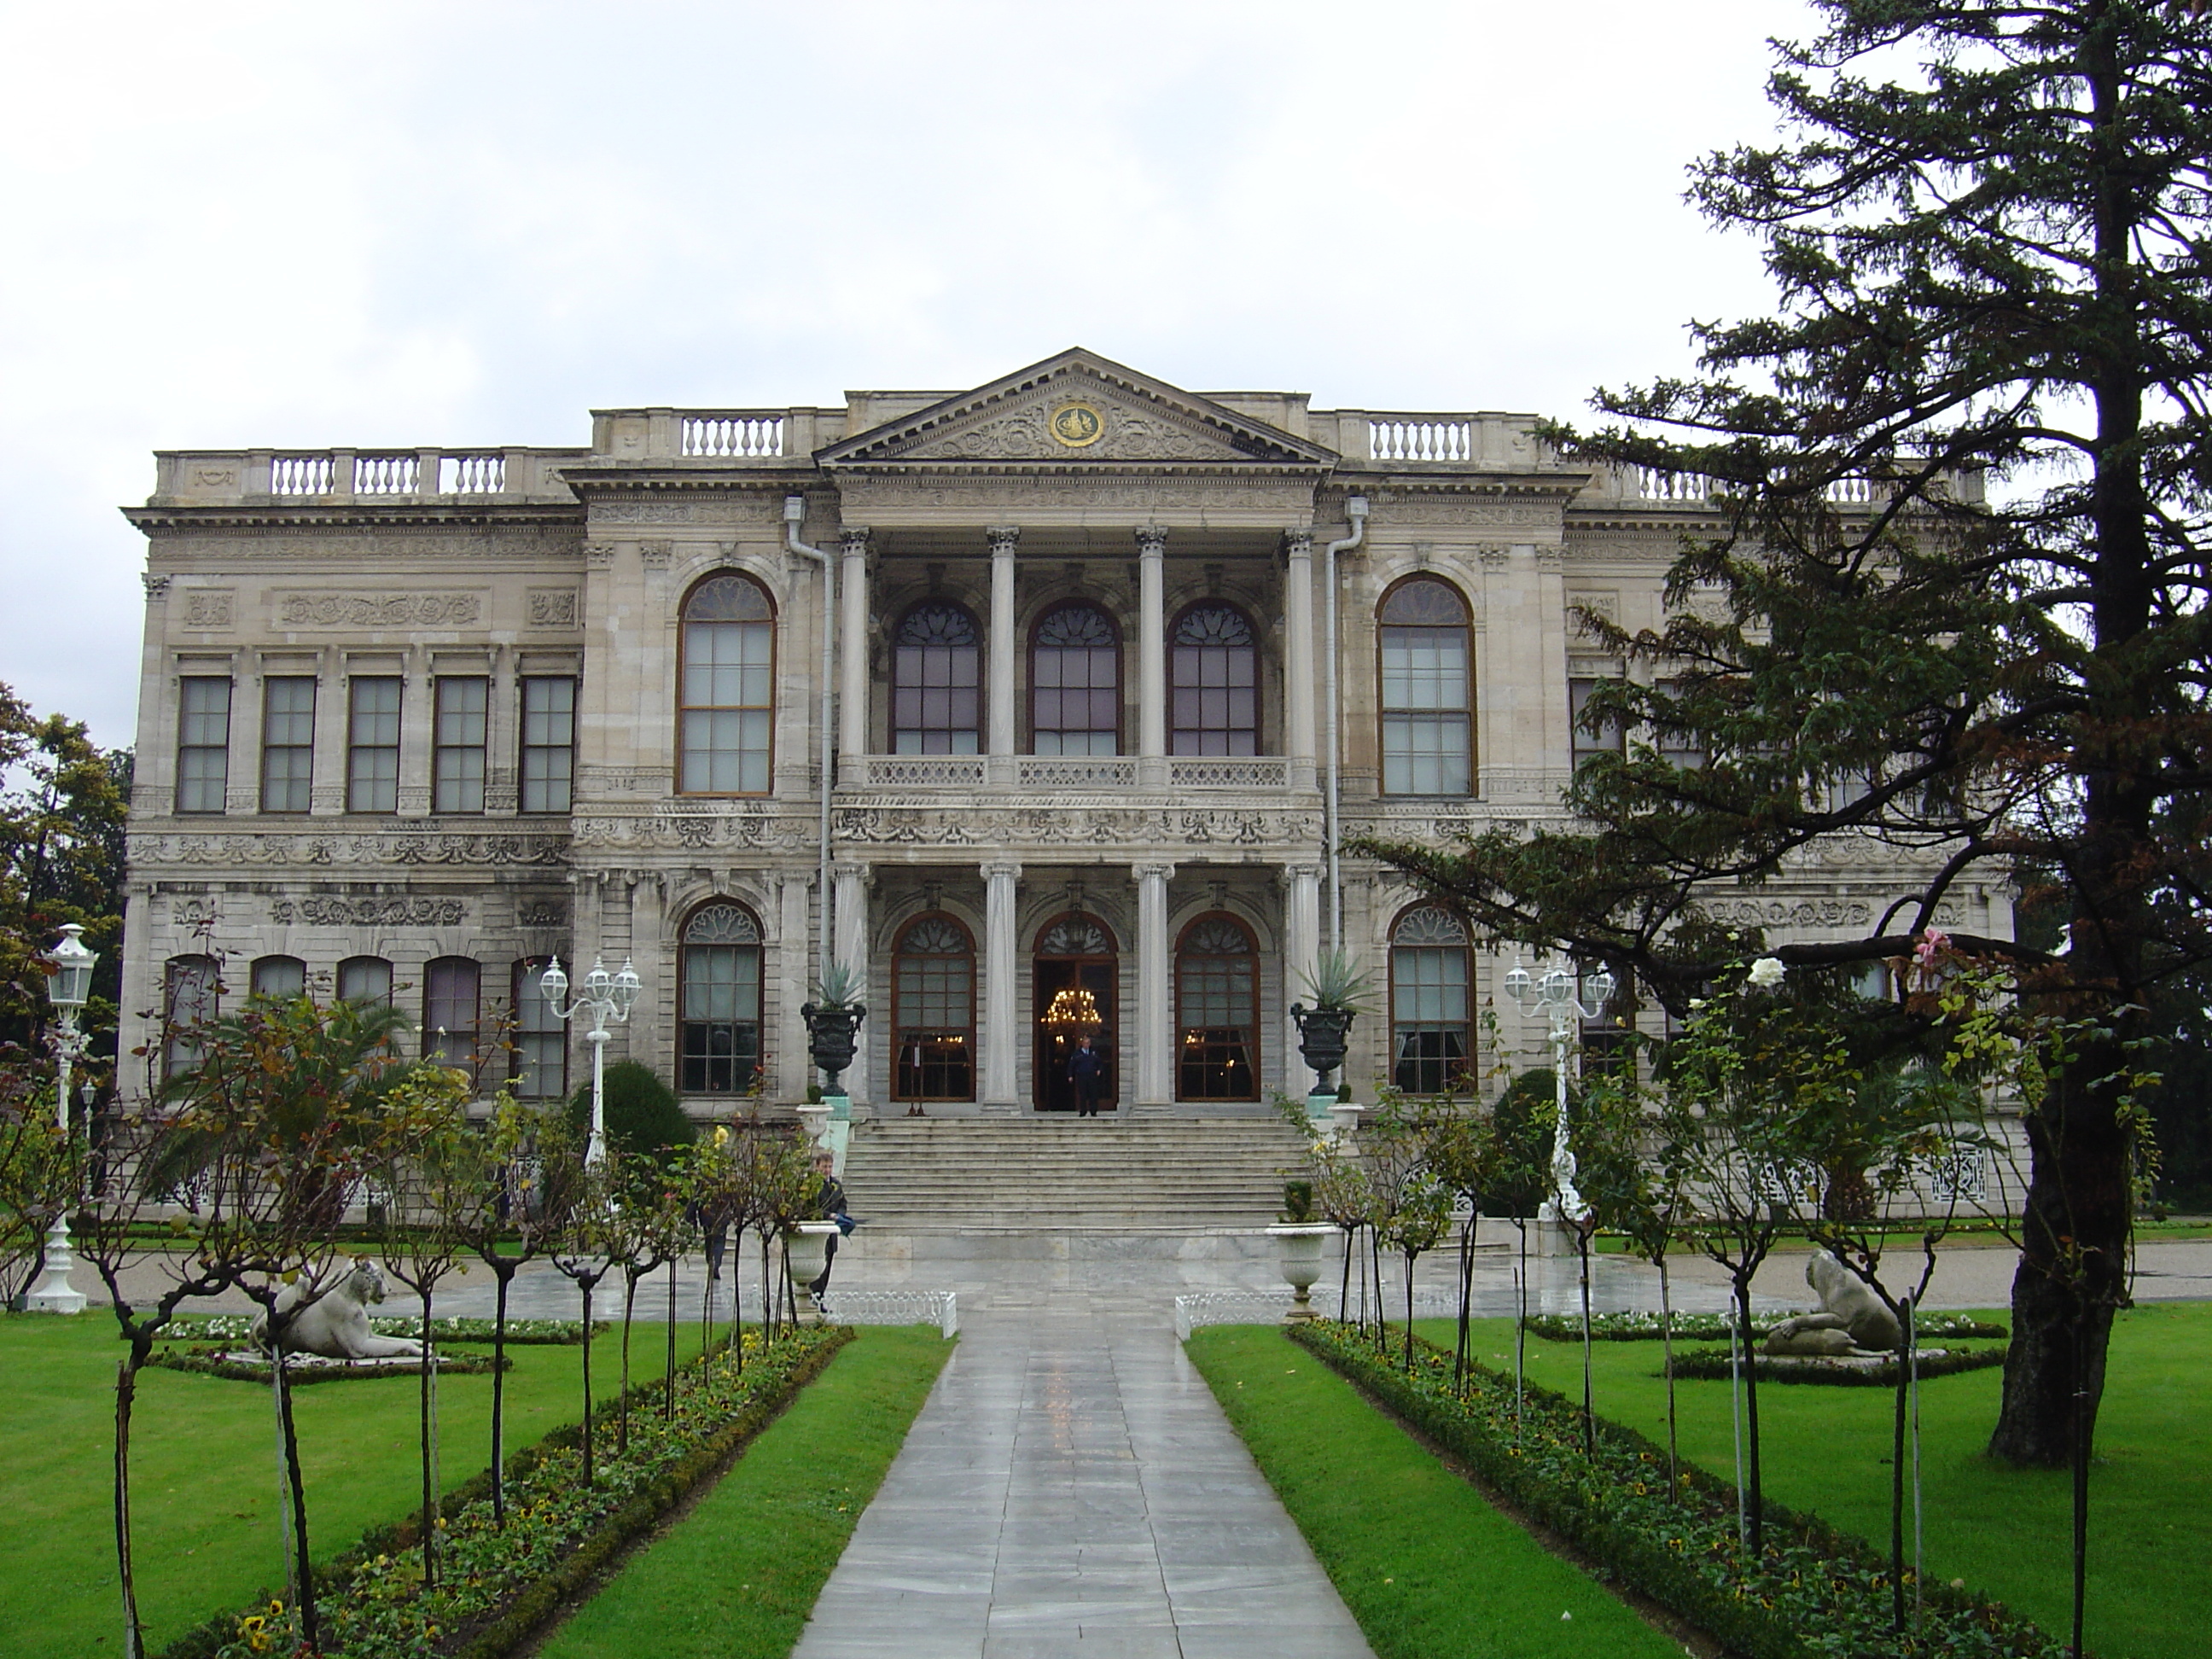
left=118, top=347, right=2011, bottom=1122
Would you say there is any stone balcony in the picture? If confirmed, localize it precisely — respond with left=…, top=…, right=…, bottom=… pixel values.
left=146, top=447, right=587, bottom=507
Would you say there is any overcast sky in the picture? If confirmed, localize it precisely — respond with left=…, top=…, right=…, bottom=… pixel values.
left=0, top=0, right=1815, bottom=750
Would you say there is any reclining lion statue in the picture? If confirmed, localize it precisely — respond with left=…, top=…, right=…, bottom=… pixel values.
left=250, top=1260, right=424, bottom=1361
left=1761, top=1250, right=1904, bottom=1357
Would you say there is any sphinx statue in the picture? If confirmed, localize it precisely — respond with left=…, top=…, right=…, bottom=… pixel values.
left=1761, top=1249, right=1904, bottom=1357
left=250, top=1260, right=425, bottom=1361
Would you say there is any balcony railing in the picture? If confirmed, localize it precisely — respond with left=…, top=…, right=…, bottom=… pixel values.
left=681, top=413, right=785, bottom=457
left=156, top=448, right=579, bottom=505
left=839, top=754, right=1296, bottom=791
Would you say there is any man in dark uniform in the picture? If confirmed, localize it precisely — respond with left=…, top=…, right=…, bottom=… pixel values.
left=807, top=1150, right=850, bottom=1297
left=1069, top=1034, right=1106, bottom=1117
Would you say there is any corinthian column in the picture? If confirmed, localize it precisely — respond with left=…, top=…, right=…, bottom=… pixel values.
left=1280, top=861, right=1322, bottom=1095
left=1284, top=529, right=1317, bottom=789
left=833, top=859, right=871, bottom=1109
left=1137, top=527, right=1167, bottom=784
left=987, top=527, right=1018, bottom=775
left=839, top=530, right=870, bottom=767
left=982, top=859, right=1022, bottom=1110
left=1132, top=860, right=1176, bottom=1110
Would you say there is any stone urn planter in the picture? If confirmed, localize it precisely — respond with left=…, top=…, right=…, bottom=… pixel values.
left=1327, top=1102, right=1366, bottom=1145
left=783, top=1221, right=842, bottom=1321
left=795, top=1103, right=832, bottom=1144
left=1289, top=1002, right=1354, bottom=1092
left=1266, top=1223, right=1337, bottom=1322
left=800, top=1001, right=865, bottom=1093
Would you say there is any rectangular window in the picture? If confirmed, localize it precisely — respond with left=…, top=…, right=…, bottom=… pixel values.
left=512, top=958, right=568, bottom=1098
left=259, top=677, right=316, bottom=812
left=1380, top=632, right=1470, bottom=795
left=433, top=676, right=488, bottom=814
left=177, top=678, right=233, bottom=813
left=1653, top=678, right=1706, bottom=771
left=1569, top=676, right=1625, bottom=771
left=346, top=677, right=402, bottom=812
left=423, top=958, right=480, bottom=1071
left=520, top=677, right=576, bottom=813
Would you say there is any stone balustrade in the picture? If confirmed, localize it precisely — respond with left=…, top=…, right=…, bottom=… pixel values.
left=837, top=754, right=1297, bottom=792
left=150, top=447, right=585, bottom=505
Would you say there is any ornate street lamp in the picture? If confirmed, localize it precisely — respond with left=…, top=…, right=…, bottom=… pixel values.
left=1503, top=958, right=1615, bottom=1228
left=540, top=955, right=641, bottom=1168
left=26, top=923, right=96, bottom=1313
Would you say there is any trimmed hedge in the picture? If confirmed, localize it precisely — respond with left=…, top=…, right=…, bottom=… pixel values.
left=149, top=1349, right=508, bottom=1385
left=159, top=1324, right=849, bottom=1659
left=1522, top=1310, right=2007, bottom=1343
left=1664, top=1348, right=2008, bottom=1386
left=1292, top=1321, right=2066, bottom=1659
left=166, top=1315, right=602, bottom=1347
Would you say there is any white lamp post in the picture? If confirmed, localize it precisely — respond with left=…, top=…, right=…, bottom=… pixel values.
left=539, top=955, right=641, bottom=1169
left=26, top=923, right=96, bottom=1313
left=1504, top=957, right=1615, bottom=1229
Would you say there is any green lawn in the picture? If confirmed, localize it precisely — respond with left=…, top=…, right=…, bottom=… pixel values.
left=1414, top=1301, right=2209, bottom=1659
left=0, top=1311, right=715, bottom=1658
left=536, top=1326, right=952, bottom=1659
left=1186, top=1324, right=1682, bottom=1659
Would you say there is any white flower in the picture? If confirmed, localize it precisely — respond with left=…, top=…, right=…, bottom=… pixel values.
left=1746, top=956, right=1787, bottom=988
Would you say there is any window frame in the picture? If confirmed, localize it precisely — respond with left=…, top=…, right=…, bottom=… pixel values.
left=337, top=955, right=394, bottom=1009
left=1377, top=577, right=1474, bottom=797
left=163, top=953, right=220, bottom=1078
left=422, top=956, right=482, bottom=1073
left=249, top=955, right=306, bottom=1001
left=176, top=676, right=233, bottom=814
left=1388, top=905, right=1473, bottom=1097
left=892, top=601, right=983, bottom=755
left=678, top=573, right=777, bottom=796
left=259, top=676, right=316, bottom=813
left=678, top=901, right=765, bottom=1095
left=1168, top=602, right=1260, bottom=757
left=1569, top=673, right=1627, bottom=772
left=1028, top=601, right=1123, bottom=756
left=1173, top=911, right=1261, bottom=1103
left=892, top=912, right=977, bottom=1102
left=346, top=675, right=403, bottom=814
left=519, top=676, right=577, bottom=814
left=510, top=957, right=568, bottom=1098
left=433, top=675, right=490, bottom=815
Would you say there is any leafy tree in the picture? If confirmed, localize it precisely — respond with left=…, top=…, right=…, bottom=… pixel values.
left=1358, top=0, right=2212, bottom=1470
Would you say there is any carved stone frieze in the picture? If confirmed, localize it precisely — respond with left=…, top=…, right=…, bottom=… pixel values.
left=276, top=592, right=481, bottom=627
left=272, top=894, right=467, bottom=927
left=183, top=591, right=235, bottom=628
left=132, top=831, right=569, bottom=868
left=527, top=589, right=579, bottom=626
left=1699, top=899, right=1874, bottom=929
left=593, top=502, right=698, bottom=523
left=1365, top=498, right=1563, bottom=529
left=517, top=897, right=568, bottom=928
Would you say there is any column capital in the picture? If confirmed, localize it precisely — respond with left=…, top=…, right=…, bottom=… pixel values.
left=987, top=526, right=1021, bottom=556
left=1131, top=860, right=1177, bottom=885
left=831, top=858, right=874, bottom=885
left=1277, top=861, right=1324, bottom=886
left=1134, top=526, right=1167, bottom=558
left=839, top=527, right=871, bottom=556
left=1283, top=528, right=1313, bottom=559
left=981, top=858, right=1023, bottom=882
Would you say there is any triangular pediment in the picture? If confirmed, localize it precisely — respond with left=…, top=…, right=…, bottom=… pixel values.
left=817, top=349, right=1336, bottom=470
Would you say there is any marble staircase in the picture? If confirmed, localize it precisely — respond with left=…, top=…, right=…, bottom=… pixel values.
left=841, top=1115, right=1313, bottom=1230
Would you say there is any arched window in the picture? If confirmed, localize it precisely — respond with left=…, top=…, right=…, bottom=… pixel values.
left=512, top=958, right=568, bottom=1099
left=250, top=955, right=306, bottom=1001
left=680, top=902, right=762, bottom=1094
left=1032, top=602, right=1121, bottom=755
left=1176, top=913, right=1260, bottom=1101
left=1390, top=906, right=1471, bottom=1094
left=424, top=957, right=481, bottom=1070
left=337, top=956, right=393, bottom=1008
left=1379, top=579, right=1472, bottom=795
left=893, top=602, right=981, bottom=754
left=163, top=954, right=219, bottom=1078
left=1170, top=604, right=1258, bottom=755
left=679, top=573, right=775, bottom=793
left=893, top=914, right=975, bottom=1102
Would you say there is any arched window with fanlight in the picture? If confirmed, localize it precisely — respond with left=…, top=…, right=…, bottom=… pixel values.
left=1031, top=602, right=1121, bottom=754
left=679, top=573, right=776, bottom=793
left=893, top=602, right=981, bottom=754
left=893, top=914, right=976, bottom=1101
left=679, top=902, right=762, bottom=1093
left=1379, top=578, right=1472, bottom=795
left=1390, top=905, right=1471, bottom=1095
left=1171, top=603, right=1259, bottom=755
left=1176, top=913, right=1260, bottom=1101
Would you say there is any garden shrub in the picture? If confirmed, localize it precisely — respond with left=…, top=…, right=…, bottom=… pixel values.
left=568, top=1062, right=694, bottom=1160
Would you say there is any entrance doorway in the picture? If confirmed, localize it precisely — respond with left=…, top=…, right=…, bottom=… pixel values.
left=1033, top=913, right=1118, bottom=1113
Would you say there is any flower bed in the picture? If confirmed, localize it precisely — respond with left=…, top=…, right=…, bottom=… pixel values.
left=1522, top=1310, right=2006, bottom=1343
left=166, top=1315, right=602, bottom=1347
left=150, top=1349, right=508, bottom=1385
left=1291, top=1321, right=2065, bottom=1659
left=159, top=1324, right=849, bottom=1659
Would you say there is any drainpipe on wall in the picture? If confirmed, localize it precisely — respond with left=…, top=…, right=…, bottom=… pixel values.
left=784, top=495, right=835, bottom=985
left=1322, top=494, right=1368, bottom=954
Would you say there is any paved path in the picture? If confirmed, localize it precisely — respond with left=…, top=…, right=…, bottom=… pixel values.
left=790, top=1307, right=1374, bottom=1659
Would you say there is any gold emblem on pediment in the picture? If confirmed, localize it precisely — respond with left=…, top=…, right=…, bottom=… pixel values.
left=1048, top=402, right=1105, bottom=448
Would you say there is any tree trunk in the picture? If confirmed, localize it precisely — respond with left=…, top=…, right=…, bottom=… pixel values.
left=490, top=1267, right=512, bottom=1526
left=419, top=1289, right=437, bottom=1589
left=1453, top=1219, right=1475, bottom=1389
left=619, top=1272, right=638, bottom=1455
left=114, top=1350, right=146, bottom=1659
left=273, top=1359, right=319, bottom=1651
left=579, top=1277, right=596, bottom=1487
left=1660, top=1258, right=1678, bottom=1505
left=1577, top=1226, right=1595, bottom=1458
left=1735, top=1274, right=1764, bottom=1556
left=1892, top=1332, right=1909, bottom=1631
left=665, top=1258, right=679, bottom=1419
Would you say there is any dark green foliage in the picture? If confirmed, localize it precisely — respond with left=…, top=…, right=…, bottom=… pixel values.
left=1478, top=1068, right=1555, bottom=1220
left=570, top=1061, right=695, bottom=1160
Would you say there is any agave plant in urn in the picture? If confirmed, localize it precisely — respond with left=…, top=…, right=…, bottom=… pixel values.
left=1289, top=949, right=1371, bottom=1119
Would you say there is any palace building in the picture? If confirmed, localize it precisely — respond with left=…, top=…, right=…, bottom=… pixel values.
left=116, top=347, right=2009, bottom=1121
